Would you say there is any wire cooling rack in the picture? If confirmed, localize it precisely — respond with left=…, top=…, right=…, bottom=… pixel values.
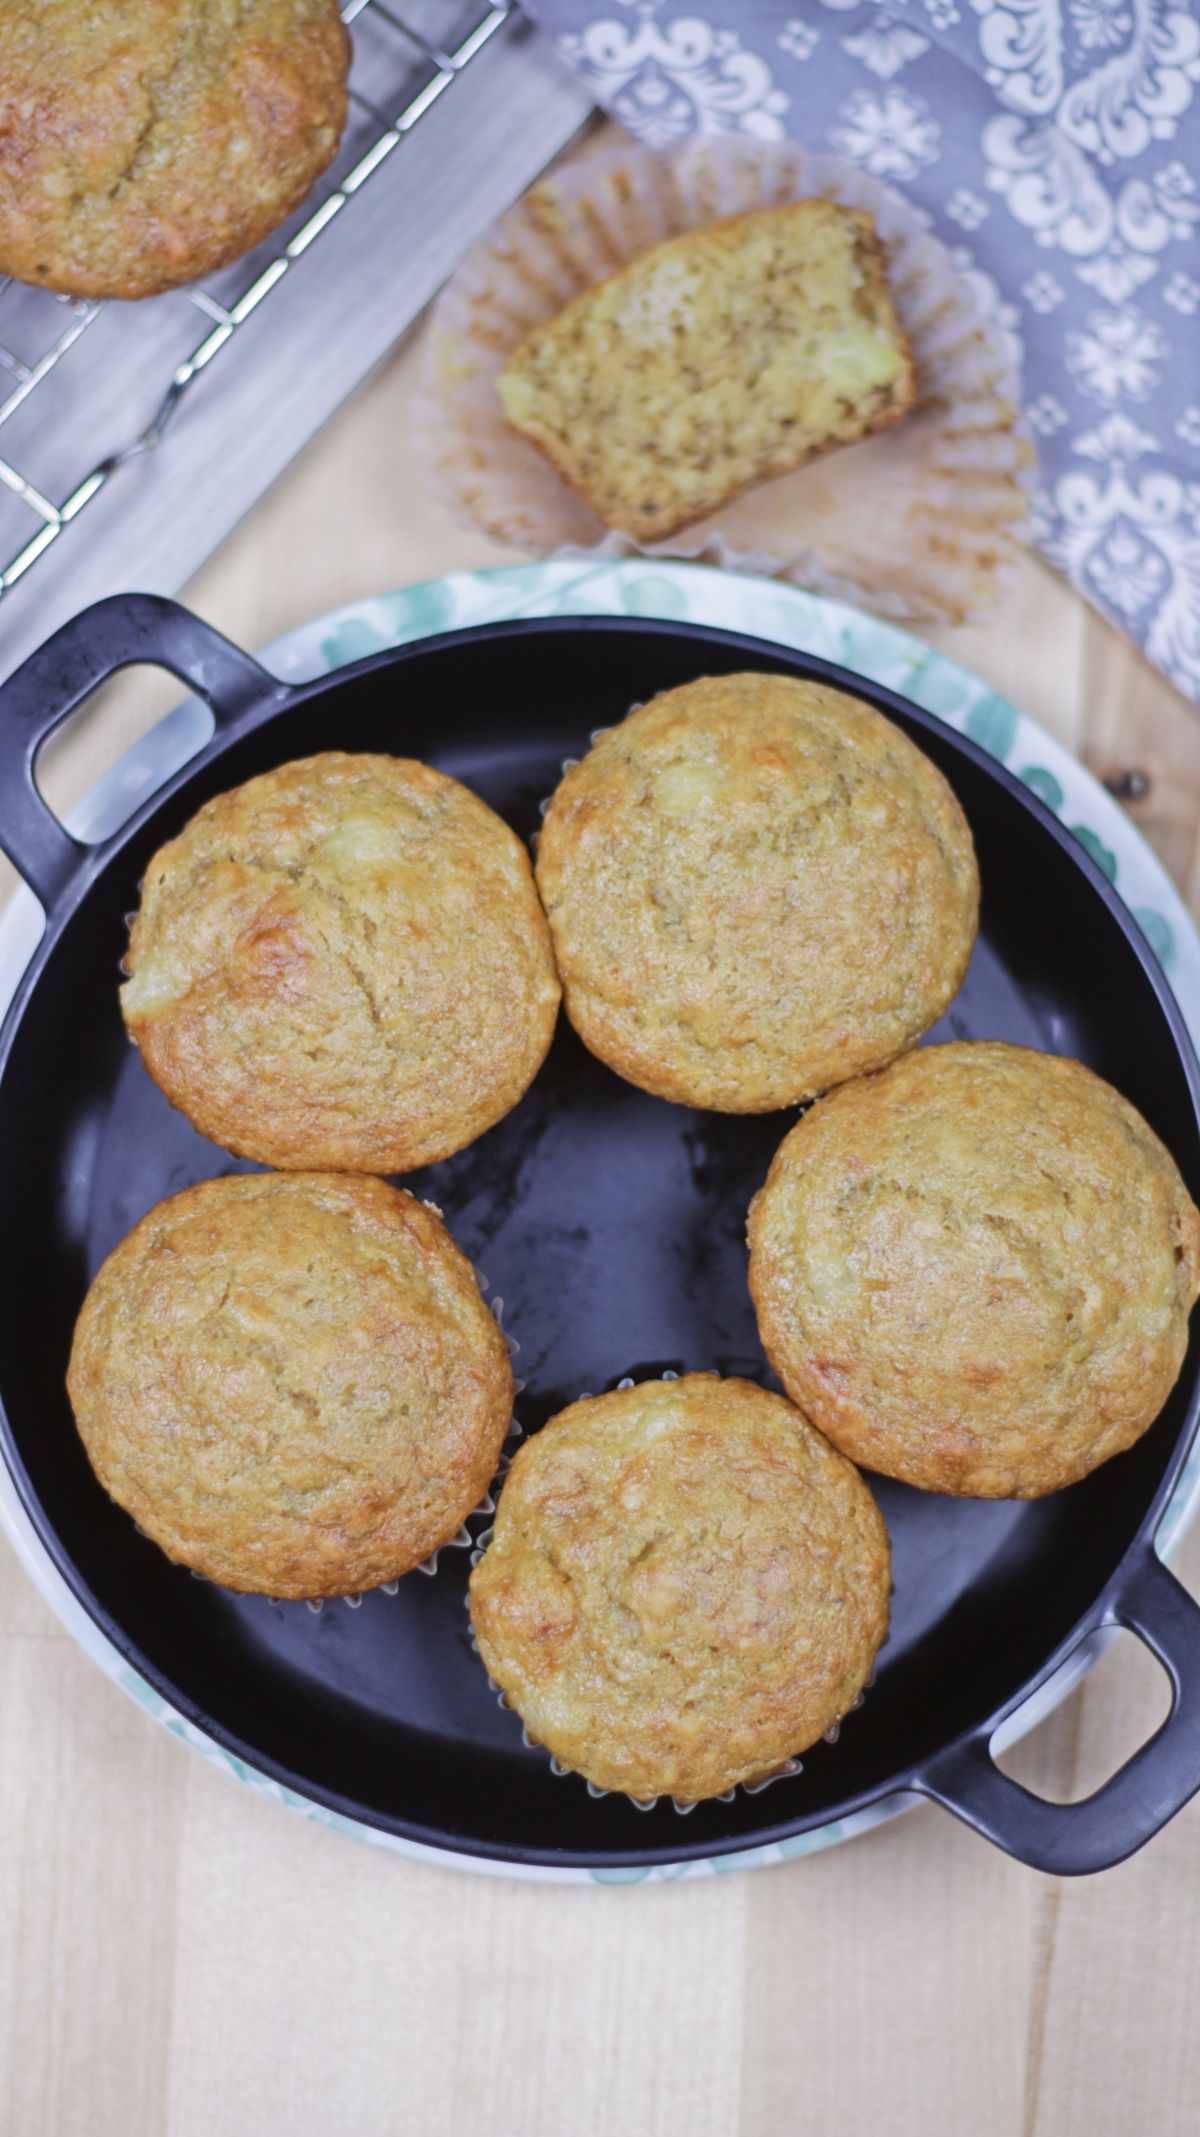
left=0, top=0, right=584, bottom=644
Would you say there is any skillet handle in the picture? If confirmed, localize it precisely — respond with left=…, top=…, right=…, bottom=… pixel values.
left=916, top=1549, right=1200, bottom=1875
left=0, top=593, right=275, bottom=909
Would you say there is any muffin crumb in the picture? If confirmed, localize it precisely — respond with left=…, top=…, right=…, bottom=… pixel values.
left=497, top=200, right=915, bottom=540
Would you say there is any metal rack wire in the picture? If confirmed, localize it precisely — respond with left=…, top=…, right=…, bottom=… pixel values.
left=0, top=0, right=511, bottom=609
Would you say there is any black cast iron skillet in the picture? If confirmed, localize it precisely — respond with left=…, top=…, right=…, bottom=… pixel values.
left=2, top=592, right=1200, bottom=1878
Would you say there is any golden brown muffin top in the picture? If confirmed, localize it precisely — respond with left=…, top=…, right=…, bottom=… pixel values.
left=469, top=1374, right=890, bottom=1802
left=748, top=1041, right=1200, bottom=1499
left=498, top=201, right=915, bottom=543
left=535, top=673, right=978, bottom=1113
left=67, top=1172, right=513, bottom=1597
left=121, top=752, right=561, bottom=1173
left=0, top=0, right=349, bottom=298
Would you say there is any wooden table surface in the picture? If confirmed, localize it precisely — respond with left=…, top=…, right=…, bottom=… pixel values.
left=3, top=249, right=1200, bottom=2137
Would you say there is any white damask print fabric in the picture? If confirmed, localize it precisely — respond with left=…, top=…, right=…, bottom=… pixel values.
left=520, top=0, right=1200, bottom=700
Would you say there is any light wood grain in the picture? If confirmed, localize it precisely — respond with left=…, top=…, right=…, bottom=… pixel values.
left=3, top=256, right=1200, bottom=2137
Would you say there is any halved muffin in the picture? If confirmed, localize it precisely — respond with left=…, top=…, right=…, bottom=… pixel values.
left=497, top=200, right=915, bottom=540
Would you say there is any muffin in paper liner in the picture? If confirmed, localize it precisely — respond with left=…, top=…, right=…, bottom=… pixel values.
left=466, top=1373, right=881, bottom=1817
left=414, top=138, right=1034, bottom=626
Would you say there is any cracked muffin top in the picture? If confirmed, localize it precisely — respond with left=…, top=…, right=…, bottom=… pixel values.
left=535, top=672, right=979, bottom=1113
left=748, top=1041, right=1200, bottom=1499
left=121, top=751, right=560, bottom=1173
left=67, top=1172, right=513, bottom=1597
left=469, top=1373, right=890, bottom=1803
left=0, top=0, right=349, bottom=298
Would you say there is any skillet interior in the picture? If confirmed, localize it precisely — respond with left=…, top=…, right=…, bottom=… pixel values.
left=1, top=616, right=1197, bottom=1868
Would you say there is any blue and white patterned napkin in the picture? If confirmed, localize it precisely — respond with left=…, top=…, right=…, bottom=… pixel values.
left=521, top=0, right=1200, bottom=701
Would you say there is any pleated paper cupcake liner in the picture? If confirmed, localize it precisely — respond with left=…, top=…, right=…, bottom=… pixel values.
left=415, top=137, right=1034, bottom=626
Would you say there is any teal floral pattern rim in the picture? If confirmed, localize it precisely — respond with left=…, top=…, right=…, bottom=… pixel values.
left=0, top=557, right=1197, bottom=1887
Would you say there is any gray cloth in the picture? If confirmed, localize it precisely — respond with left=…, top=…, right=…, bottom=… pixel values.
left=522, top=0, right=1200, bottom=700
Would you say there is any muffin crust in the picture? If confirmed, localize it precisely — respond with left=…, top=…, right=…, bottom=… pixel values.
left=748, top=1041, right=1200, bottom=1498
left=535, top=673, right=978, bottom=1112
left=0, top=0, right=349, bottom=298
left=470, top=1373, right=890, bottom=1802
left=122, top=751, right=561, bottom=1173
left=67, top=1172, right=513, bottom=1597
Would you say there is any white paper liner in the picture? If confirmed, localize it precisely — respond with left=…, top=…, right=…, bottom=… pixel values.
left=415, top=138, right=1034, bottom=626
left=467, top=1371, right=878, bottom=1815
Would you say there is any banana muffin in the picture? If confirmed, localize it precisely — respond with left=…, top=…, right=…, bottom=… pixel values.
left=497, top=200, right=915, bottom=541
left=535, top=673, right=978, bottom=1112
left=121, top=751, right=561, bottom=1173
left=0, top=0, right=350, bottom=299
left=67, top=1172, right=513, bottom=1597
left=748, top=1041, right=1200, bottom=1499
left=469, top=1373, right=890, bottom=1802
